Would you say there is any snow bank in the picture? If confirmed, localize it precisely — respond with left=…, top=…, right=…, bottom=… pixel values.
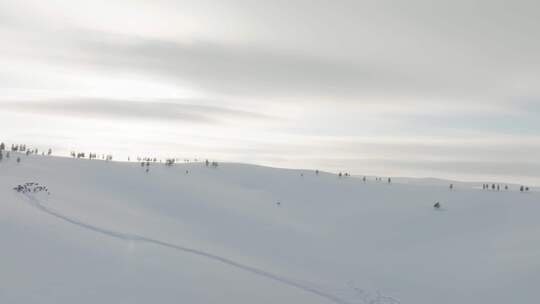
left=1, top=154, right=538, bottom=303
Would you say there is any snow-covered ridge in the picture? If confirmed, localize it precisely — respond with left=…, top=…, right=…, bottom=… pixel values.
left=1, top=153, right=539, bottom=304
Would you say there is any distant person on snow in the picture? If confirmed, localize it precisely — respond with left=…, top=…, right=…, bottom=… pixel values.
left=434, top=202, right=441, bottom=209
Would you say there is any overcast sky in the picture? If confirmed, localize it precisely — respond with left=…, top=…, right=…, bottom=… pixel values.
left=1, top=0, right=539, bottom=184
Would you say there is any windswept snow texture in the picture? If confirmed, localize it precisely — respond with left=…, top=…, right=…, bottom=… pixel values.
left=1, top=155, right=539, bottom=304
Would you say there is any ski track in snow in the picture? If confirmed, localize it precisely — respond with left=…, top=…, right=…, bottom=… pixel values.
left=21, top=194, right=400, bottom=304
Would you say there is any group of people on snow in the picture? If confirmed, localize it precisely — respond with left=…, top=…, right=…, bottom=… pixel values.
left=13, top=182, right=50, bottom=195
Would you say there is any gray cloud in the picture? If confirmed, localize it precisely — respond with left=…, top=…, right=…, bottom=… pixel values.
left=58, top=30, right=537, bottom=102
left=1, top=99, right=272, bottom=124
left=211, top=136, right=540, bottom=164
left=57, top=33, right=402, bottom=100
left=1, top=0, right=539, bottom=105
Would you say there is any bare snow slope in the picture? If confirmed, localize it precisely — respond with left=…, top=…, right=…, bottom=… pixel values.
left=1, top=154, right=539, bottom=304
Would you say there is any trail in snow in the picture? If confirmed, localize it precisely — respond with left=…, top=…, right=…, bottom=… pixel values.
left=22, top=194, right=372, bottom=304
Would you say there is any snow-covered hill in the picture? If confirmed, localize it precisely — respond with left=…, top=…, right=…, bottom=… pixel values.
left=1, top=154, right=539, bottom=304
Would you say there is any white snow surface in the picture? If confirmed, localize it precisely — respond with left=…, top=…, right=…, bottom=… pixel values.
left=1, top=154, right=539, bottom=304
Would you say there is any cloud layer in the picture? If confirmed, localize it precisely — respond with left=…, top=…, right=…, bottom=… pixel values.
left=3, top=99, right=271, bottom=124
